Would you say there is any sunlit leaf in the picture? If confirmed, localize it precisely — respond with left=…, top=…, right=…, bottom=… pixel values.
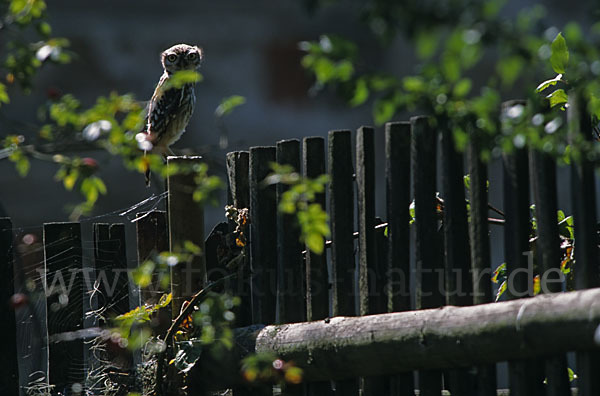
left=215, top=95, right=246, bottom=117
left=495, top=280, right=507, bottom=302
left=546, top=89, right=568, bottom=108
left=0, top=83, right=9, bottom=105
left=550, top=33, right=569, bottom=74
left=535, top=74, right=563, bottom=92
left=350, top=78, right=369, bottom=107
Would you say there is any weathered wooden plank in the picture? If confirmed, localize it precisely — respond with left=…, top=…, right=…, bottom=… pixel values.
left=303, top=137, right=329, bottom=322
left=328, top=130, right=356, bottom=318
left=226, top=151, right=252, bottom=328
left=303, top=137, right=334, bottom=396
left=93, top=223, right=130, bottom=320
left=467, top=129, right=497, bottom=395
left=249, top=146, right=278, bottom=325
left=411, top=116, right=443, bottom=396
left=501, top=100, right=544, bottom=396
left=385, top=122, right=414, bottom=396
left=357, top=126, right=387, bottom=396
left=276, top=139, right=305, bottom=325
left=136, top=210, right=169, bottom=302
left=0, top=218, right=18, bottom=396
left=43, top=222, right=84, bottom=390
left=568, top=92, right=600, bottom=396
left=529, top=149, right=571, bottom=396
left=328, top=130, right=359, bottom=396
left=167, top=156, right=206, bottom=317
left=191, top=287, right=600, bottom=390
left=440, top=123, right=475, bottom=394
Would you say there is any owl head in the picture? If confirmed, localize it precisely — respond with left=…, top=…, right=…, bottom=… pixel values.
left=161, top=44, right=203, bottom=74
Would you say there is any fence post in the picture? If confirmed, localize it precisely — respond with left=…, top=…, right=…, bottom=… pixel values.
left=467, top=127, right=497, bottom=395
left=357, top=126, right=386, bottom=396
left=276, top=139, right=304, bottom=396
left=0, top=218, right=18, bottom=396
left=385, top=122, right=414, bottom=396
left=303, top=136, right=334, bottom=396
left=303, top=137, right=329, bottom=322
left=501, top=100, right=545, bottom=396
left=43, top=222, right=85, bottom=392
left=249, top=146, right=277, bottom=396
left=411, top=116, right=443, bottom=396
left=226, top=151, right=252, bottom=328
left=568, top=92, right=600, bottom=396
left=227, top=151, right=259, bottom=396
left=529, top=149, right=571, bottom=395
left=167, top=156, right=206, bottom=317
left=276, top=139, right=305, bottom=325
left=249, top=146, right=278, bottom=326
left=328, top=130, right=359, bottom=396
left=440, top=122, right=475, bottom=394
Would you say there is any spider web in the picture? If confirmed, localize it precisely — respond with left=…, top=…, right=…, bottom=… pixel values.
left=6, top=192, right=171, bottom=395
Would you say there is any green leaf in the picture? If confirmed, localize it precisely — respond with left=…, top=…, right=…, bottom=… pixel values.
left=535, top=74, right=563, bottom=93
left=167, top=70, right=203, bottom=89
left=350, top=78, right=369, bottom=107
left=453, top=78, right=472, bottom=98
left=496, top=56, right=524, bottom=86
left=184, top=240, right=202, bottom=255
left=546, top=89, right=568, bottom=108
left=63, top=169, right=79, bottom=191
left=567, top=367, right=577, bottom=382
left=94, top=176, right=107, bottom=194
left=0, top=83, right=9, bottom=105
left=495, top=280, right=507, bottom=302
left=306, top=232, right=325, bottom=255
left=132, top=260, right=155, bottom=288
left=416, top=29, right=439, bottom=59
left=463, top=175, right=471, bottom=190
left=550, top=33, right=569, bottom=74
left=373, top=97, right=397, bottom=126
left=157, top=292, right=172, bottom=308
left=215, top=95, right=246, bottom=117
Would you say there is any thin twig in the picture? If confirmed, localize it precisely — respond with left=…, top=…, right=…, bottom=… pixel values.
left=154, top=272, right=237, bottom=395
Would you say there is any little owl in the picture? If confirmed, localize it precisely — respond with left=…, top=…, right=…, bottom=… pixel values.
left=140, top=43, right=203, bottom=186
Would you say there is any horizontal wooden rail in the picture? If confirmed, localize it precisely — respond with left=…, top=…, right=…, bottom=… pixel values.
left=189, top=288, right=600, bottom=391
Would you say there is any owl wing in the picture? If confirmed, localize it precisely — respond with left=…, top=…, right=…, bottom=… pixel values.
left=145, top=77, right=183, bottom=146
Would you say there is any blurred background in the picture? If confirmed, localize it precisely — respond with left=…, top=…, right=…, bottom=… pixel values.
left=2, top=0, right=595, bottom=230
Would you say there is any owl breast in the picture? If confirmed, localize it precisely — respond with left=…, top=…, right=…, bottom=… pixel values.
left=165, top=84, right=196, bottom=145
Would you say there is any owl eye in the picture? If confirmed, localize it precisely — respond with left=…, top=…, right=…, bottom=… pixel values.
left=187, top=52, right=198, bottom=60
left=166, top=54, right=177, bottom=62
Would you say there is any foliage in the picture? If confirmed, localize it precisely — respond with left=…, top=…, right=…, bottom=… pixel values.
left=170, top=292, right=239, bottom=372
left=264, top=162, right=331, bottom=254
left=215, top=95, right=246, bottom=118
left=241, top=352, right=303, bottom=386
left=299, top=0, right=600, bottom=163
left=1, top=0, right=71, bottom=100
left=492, top=208, right=575, bottom=301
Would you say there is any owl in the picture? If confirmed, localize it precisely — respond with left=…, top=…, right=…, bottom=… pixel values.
left=141, top=43, right=203, bottom=185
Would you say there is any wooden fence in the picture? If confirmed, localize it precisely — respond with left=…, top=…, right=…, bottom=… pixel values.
left=1, top=100, right=600, bottom=396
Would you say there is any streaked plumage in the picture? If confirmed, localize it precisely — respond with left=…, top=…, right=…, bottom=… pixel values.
left=142, top=43, right=203, bottom=185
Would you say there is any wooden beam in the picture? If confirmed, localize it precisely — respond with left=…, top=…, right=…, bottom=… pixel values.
left=190, top=288, right=600, bottom=390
